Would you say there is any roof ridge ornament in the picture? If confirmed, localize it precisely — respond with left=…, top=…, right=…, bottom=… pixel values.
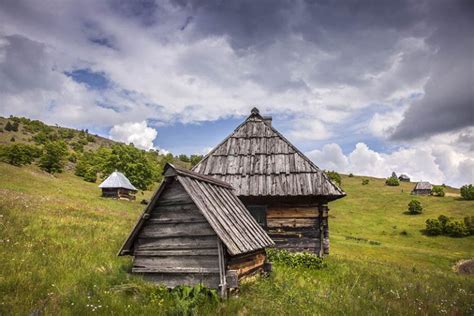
left=251, top=107, right=260, bottom=115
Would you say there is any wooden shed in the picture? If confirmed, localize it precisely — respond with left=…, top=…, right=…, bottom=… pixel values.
left=412, top=181, right=432, bottom=195
left=99, top=171, right=137, bottom=200
left=192, top=108, right=346, bottom=256
left=399, top=174, right=410, bottom=182
left=118, top=163, right=274, bottom=296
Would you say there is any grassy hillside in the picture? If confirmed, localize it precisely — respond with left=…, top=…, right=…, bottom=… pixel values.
left=0, top=116, right=115, bottom=150
left=0, top=163, right=473, bottom=315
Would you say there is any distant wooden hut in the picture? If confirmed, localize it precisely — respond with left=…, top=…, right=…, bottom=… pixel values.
left=99, top=171, right=137, bottom=200
left=399, top=174, right=410, bottom=182
left=118, top=164, right=274, bottom=296
left=412, top=181, right=432, bottom=195
left=192, top=108, right=346, bottom=256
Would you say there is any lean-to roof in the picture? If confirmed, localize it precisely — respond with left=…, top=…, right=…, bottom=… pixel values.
left=119, top=164, right=274, bottom=256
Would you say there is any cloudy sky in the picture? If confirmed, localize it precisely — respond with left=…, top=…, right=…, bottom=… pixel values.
left=0, top=0, right=473, bottom=187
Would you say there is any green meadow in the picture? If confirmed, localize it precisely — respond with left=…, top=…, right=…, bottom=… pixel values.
left=0, top=163, right=473, bottom=315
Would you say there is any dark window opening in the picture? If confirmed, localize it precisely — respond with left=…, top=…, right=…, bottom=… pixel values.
left=247, top=205, right=267, bottom=227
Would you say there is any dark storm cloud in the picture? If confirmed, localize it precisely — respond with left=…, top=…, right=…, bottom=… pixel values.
left=391, top=0, right=474, bottom=140
left=0, top=35, right=63, bottom=93
left=171, top=0, right=473, bottom=139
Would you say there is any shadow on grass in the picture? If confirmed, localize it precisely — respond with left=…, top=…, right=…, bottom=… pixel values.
left=402, top=211, right=423, bottom=215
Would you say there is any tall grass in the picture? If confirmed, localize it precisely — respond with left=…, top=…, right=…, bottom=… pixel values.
left=0, top=163, right=473, bottom=315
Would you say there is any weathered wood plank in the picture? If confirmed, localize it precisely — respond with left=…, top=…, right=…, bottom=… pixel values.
left=272, top=237, right=318, bottom=249
left=134, top=255, right=219, bottom=269
left=134, top=249, right=219, bottom=256
left=140, top=222, right=216, bottom=238
left=267, top=218, right=317, bottom=228
left=227, top=252, right=266, bottom=278
left=142, top=273, right=220, bottom=288
left=267, top=207, right=318, bottom=218
left=135, top=236, right=218, bottom=250
left=132, top=267, right=219, bottom=274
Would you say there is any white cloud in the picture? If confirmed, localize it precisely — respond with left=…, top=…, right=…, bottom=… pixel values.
left=288, top=118, right=332, bottom=141
left=368, top=109, right=405, bottom=138
left=306, top=128, right=474, bottom=188
left=109, top=121, right=157, bottom=150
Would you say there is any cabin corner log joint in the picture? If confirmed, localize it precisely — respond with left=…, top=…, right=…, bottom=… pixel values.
left=192, top=107, right=346, bottom=256
left=119, top=163, right=274, bottom=296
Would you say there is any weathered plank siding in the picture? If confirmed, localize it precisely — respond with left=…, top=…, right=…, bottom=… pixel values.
left=132, top=181, right=221, bottom=288
left=265, top=205, right=329, bottom=254
left=119, top=164, right=274, bottom=293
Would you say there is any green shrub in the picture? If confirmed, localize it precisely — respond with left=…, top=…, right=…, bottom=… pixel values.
left=267, top=249, right=326, bottom=269
left=178, top=154, right=190, bottom=163
left=0, top=144, right=41, bottom=166
left=431, top=185, right=445, bottom=197
left=425, top=215, right=472, bottom=237
left=362, top=179, right=369, bottom=185
left=464, top=216, right=474, bottom=235
left=71, top=141, right=84, bottom=152
left=68, top=153, right=77, bottom=163
left=59, top=129, right=76, bottom=140
left=425, top=218, right=443, bottom=236
left=460, top=184, right=474, bottom=200
left=86, top=134, right=95, bottom=143
left=190, top=154, right=203, bottom=167
left=348, top=173, right=354, bottom=177
left=39, top=141, right=68, bottom=173
left=10, top=136, right=15, bottom=142
left=4, top=121, right=18, bottom=132
left=327, top=170, right=342, bottom=187
left=407, top=200, right=422, bottom=214
left=445, top=221, right=469, bottom=237
left=385, top=176, right=400, bottom=186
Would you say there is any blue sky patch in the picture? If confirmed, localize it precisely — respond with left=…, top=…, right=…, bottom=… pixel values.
left=65, top=69, right=109, bottom=90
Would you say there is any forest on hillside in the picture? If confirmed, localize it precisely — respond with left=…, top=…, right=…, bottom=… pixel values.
left=0, top=116, right=203, bottom=190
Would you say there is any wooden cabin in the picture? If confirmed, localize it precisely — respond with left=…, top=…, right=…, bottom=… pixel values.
left=192, top=108, right=346, bottom=256
left=99, top=171, right=137, bottom=200
left=118, top=164, right=274, bottom=297
left=412, top=181, right=432, bottom=195
left=398, top=174, right=410, bottom=182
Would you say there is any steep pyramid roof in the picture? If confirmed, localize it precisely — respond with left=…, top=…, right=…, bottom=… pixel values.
left=99, top=171, right=137, bottom=191
left=192, top=108, right=345, bottom=200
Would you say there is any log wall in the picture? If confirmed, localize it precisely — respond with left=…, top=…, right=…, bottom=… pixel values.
left=132, top=180, right=221, bottom=288
left=263, top=204, right=329, bottom=255
left=226, top=250, right=267, bottom=279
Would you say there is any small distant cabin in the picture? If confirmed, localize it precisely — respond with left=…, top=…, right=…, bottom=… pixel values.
left=399, top=174, right=410, bottom=182
left=193, top=108, right=346, bottom=256
left=99, top=171, right=137, bottom=200
left=118, top=164, right=274, bottom=297
left=412, top=182, right=432, bottom=195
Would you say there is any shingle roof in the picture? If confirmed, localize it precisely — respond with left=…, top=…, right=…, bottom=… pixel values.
left=414, top=181, right=432, bottom=190
left=119, top=163, right=274, bottom=256
left=99, top=171, right=137, bottom=191
left=192, top=108, right=345, bottom=200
